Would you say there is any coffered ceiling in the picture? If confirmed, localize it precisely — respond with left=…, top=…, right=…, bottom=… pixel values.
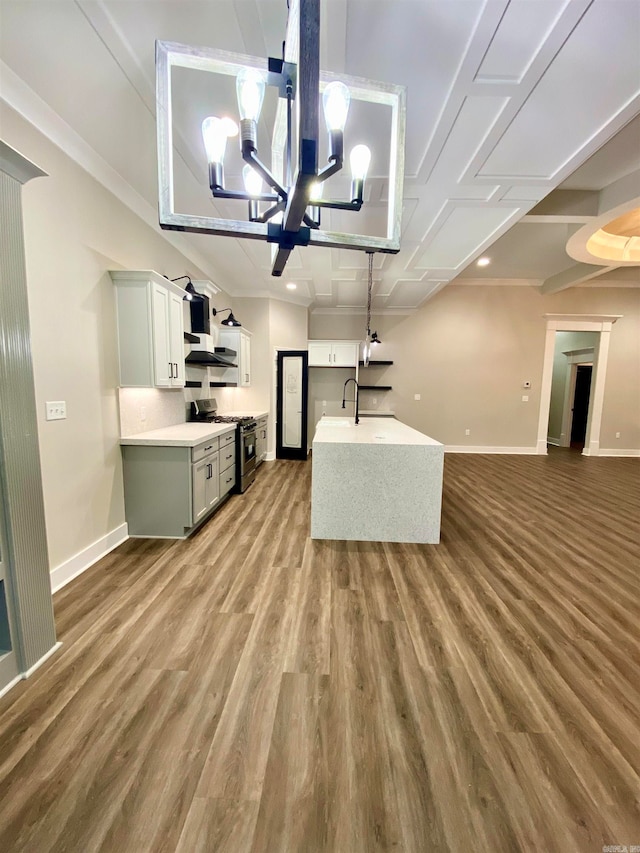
left=1, top=0, right=639, bottom=311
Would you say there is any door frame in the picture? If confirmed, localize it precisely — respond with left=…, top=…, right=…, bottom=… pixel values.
left=536, top=314, right=621, bottom=456
left=275, top=350, right=309, bottom=460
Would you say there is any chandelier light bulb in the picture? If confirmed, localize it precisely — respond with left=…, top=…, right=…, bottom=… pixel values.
left=322, top=81, right=351, bottom=132
left=350, top=144, right=372, bottom=181
left=309, top=181, right=324, bottom=202
left=242, top=165, right=263, bottom=197
left=201, top=116, right=229, bottom=163
left=236, top=67, right=266, bottom=122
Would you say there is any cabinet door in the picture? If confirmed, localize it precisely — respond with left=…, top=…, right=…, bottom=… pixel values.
left=151, top=283, right=172, bottom=387
left=205, top=453, right=220, bottom=510
left=332, top=342, right=358, bottom=367
left=169, top=291, right=185, bottom=387
left=308, top=342, right=332, bottom=366
left=192, top=453, right=219, bottom=523
left=240, top=333, right=251, bottom=386
left=192, top=458, right=209, bottom=523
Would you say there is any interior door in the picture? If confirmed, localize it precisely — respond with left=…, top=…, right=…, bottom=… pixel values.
left=571, top=365, right=593, bottom=446
left=276, top=351, right=309, bottom=460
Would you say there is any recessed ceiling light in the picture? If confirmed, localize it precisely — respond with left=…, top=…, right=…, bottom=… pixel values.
left=477, top=257, right=491, bottom=267
left=286, top=282, right=297, bottom=290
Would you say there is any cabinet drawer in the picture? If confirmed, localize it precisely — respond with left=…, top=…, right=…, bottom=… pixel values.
left=219, top=445, right=235, bottom=473
left=219, top=465, right=236, bottom=497
left=192, top=437, right=219, bottom=463
left=220, top=429, right=236, bottom=447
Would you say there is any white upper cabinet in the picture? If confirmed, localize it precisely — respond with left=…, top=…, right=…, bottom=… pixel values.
left=218, top=328, right=251, bottom=387
left=308, top=340, right=360, bottom=367
left=111, top=270, right=185, bottom=388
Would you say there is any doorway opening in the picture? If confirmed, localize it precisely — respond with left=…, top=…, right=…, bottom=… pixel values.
left=536, top=314, right=621, bottom=456
left=570, top=364, right=593, bottom=449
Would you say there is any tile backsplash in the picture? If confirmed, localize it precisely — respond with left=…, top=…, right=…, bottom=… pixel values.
left=118, top=387, right=186, bottom=436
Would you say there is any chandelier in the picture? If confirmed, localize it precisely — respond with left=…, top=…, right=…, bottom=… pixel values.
left=155, top=0, right=406, bottom=277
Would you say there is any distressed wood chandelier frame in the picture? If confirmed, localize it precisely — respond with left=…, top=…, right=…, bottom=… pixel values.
left=155, top=0, right=406, bottom=276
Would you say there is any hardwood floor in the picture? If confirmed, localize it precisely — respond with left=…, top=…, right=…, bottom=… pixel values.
left=1, top=450, right=639, bottom=852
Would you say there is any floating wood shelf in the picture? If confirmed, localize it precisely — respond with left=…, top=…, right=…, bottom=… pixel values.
left=185, top=380, right=202, bottom=388
left=184, top=331, right=199, bottom=343
left=359, top=360, right=393, bottom=366
left=359, top=385, right=392, bottom=391
left=209, top=381, right=238, bottom=388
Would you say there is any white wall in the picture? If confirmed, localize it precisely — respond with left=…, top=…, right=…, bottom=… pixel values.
left=1, top=103, right=232, bottom=578
left=309, top=284, right=640, bottom=451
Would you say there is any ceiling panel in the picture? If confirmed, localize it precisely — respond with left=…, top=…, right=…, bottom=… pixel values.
left=478, top=2, right=640, bottom=180
left=474, top=0, right=568, bottom=83
left=415, top=207, right=520, bottom=270
left=385, top=280, right=434, bottom=308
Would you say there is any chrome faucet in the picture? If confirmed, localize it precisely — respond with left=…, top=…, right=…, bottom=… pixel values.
left=342, top=377, right=360, bottom=425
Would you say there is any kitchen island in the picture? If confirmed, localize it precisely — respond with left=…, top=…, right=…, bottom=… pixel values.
left=311, top=416, right=444, bottom=544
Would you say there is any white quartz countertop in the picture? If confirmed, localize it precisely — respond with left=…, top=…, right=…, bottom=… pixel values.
left=119, top=422, right=236, bottom=447
left=313, top=416, right=442, bottom=447
left=219, top=410, right=268, bottom=419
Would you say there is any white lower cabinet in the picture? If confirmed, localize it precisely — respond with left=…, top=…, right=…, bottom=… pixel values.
left=256, top=415, right=268, bottom=465
left=121, top=426, right=235, bottom=538
left=192, top=450, right=219, bottom=524
left=219, top=431, right=236, bottom=498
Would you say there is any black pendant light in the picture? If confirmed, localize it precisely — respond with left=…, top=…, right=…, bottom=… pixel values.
left=212, top=307, right=242, bottom=327
left=170, top=275, right=202, bottom=301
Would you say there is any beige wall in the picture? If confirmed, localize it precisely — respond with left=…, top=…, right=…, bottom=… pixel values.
left=547, top=331, right=599, bottom=443
left=309, top=284, right=640, bottom=451
left=1, top=104, right=231, bottom=573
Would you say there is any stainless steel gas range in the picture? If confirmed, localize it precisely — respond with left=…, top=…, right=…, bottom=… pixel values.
left=190, top=399, right=257, bottom=493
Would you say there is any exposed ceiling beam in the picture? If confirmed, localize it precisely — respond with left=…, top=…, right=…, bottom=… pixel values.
left=540, top=262, right=619, bottom=294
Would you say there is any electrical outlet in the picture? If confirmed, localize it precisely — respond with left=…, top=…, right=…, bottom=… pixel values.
left=616, top=431, right=621, bottom=439
left=46, top=401, right=67, bottom=421
left=465, top=429, right=470, bottom=436
left=414, top=393, right=421, bottom=401
left=140, top=406, right=147, bottom=422
left=522, top=395, right=529, bottom=402
left=372, top=397, right=377, bottom=405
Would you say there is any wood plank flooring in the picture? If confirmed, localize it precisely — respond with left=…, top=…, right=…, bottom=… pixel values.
left=1, top=449, right=639, bottom=852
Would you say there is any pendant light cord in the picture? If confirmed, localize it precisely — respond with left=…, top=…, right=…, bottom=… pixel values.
left=366, top=252, right=373, bottom=337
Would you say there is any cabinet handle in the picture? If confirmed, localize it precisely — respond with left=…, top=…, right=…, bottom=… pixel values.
left=169, top=362, right=173, bottom=378
left=204, top=445, right=213, bottom=451
left=174, top=362, right=178, bottom=378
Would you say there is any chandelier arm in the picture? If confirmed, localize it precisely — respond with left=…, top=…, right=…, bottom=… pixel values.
left=317, top=158, right=342, bottom=182
left=256, top=200, right=286, bottom=223
left=242, top=150, right=288, bottom=199
left=311, top=198, right=363, bottom=212
left=211, top=188, right=280, bottom=203
left=303, top=212, right=318, bottom=228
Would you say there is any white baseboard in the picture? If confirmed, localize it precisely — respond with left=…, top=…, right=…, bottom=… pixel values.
left=22, top=642, right=63, bottom=678
left=598, top=448, right=640, bottom=457
left=445, top=446, right=539, bottom=454
left=547, top=437, right=561, bottom=447
left=265, top=451, right=276, bottom=461
left=50, top=523, right=128, bottom=593
left=0, top=674, right=22, bottom=700
left=0, top=641, right=64, bottom=699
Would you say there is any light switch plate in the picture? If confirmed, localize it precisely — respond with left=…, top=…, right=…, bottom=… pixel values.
left=414, top=394, right=421, bottom=401
left=522, top=395, right=529, bottom=402
left=46, top=401, right=67, bottom=420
